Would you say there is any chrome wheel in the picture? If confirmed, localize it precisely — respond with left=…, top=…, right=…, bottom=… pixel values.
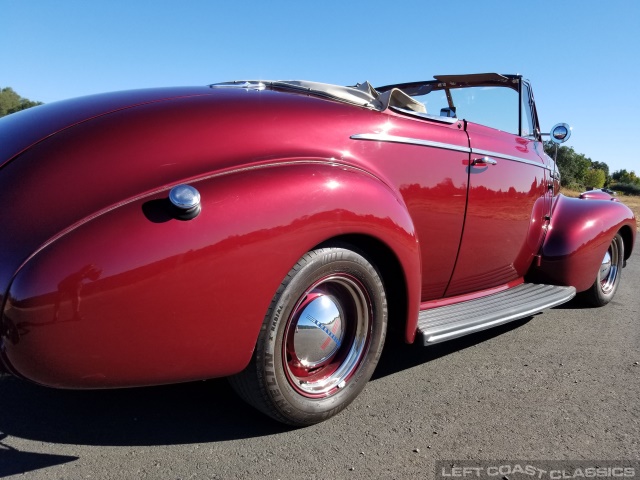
left=598, top=242, right=618, bottom=294
left=229, top=246, right=387, bottom=426
left=584, top=232, right=624, bottom=307
left=283, top=274, right=372, bottom=397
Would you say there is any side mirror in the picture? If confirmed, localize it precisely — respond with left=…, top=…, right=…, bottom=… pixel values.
left=549, top=123, right=571, bottom=144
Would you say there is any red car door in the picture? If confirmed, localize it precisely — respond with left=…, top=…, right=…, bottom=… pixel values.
left=444, top=122, right=549, bottom=297
left=352, top=114, right=470, bottom=301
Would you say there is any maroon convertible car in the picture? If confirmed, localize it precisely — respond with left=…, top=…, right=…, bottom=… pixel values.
left=0, top=73, right=635, bottom=425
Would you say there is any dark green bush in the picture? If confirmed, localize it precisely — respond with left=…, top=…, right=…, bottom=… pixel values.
left=611, top=183, right=640, bottom=196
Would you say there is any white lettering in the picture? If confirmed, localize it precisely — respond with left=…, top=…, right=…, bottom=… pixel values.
left=462, top=467, right=482, bottom=477
left=442, top=463, right=635, bottom=479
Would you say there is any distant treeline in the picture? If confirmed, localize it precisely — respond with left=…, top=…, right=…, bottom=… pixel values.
left=0, top=87, right=43, bottom=117
left=543, top=143, right=640, bottom=195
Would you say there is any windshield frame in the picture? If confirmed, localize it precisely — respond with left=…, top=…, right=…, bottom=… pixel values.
left=377, top=74, right=539, bottom=139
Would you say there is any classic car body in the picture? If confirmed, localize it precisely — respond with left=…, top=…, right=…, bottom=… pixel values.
left=0, top=74, right=636, bottom=425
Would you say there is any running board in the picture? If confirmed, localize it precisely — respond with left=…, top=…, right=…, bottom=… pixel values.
left=417, top=283, right=576, bottom=345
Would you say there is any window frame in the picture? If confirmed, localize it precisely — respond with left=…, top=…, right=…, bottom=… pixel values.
left=378, top=74, right=542, bottom=140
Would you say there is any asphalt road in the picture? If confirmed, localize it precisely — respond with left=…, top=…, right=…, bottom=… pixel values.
left=1, top=239, right=638, bottom=479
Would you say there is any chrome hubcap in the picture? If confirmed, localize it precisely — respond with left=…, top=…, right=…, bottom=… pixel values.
left=599, top=251, right=612, bottom=279
left=293, top=294, right=344, bottom=367
left=283, top=274, right=372, bottom=398
left=600, top=239, right=619, bottom=294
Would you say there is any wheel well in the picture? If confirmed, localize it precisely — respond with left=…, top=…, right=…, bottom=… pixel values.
left=314, top=234, right=408, bottom=341
left=619, top=225, right=634, bottom=261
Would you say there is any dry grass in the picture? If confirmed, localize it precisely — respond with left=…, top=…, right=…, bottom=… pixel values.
left=561, top=188, right=640, bottom=231
left=559, top=188, right=582, bottom=198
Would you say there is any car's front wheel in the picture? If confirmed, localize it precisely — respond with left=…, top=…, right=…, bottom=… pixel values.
left=583, top=232, right=624, bottom=306
left=230, top=247, right=387, bottom=426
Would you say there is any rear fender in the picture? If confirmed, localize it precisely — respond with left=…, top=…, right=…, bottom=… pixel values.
left=1, top=161, right=420, bottom=388
left=530, top=194, right=636, bottom=291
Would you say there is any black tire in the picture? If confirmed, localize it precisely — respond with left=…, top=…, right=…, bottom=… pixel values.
left=582, top=232, right=624, bottom=307
left=229, top=247, right=387, bottom=426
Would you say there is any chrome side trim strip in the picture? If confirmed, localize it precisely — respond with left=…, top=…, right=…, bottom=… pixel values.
left=351, top=133, right=550, bottom=171
left=350, top=133, right=471, bottom=154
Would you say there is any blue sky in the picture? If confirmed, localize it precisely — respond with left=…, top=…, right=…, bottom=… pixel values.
left=3, top=0, right=639, bottom=174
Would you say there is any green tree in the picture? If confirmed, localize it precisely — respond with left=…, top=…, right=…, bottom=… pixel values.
left=584, top=169, right=606, bottom=189
left=612, top=169, right=640, bottom=186
left=544, top=142, right=591, bottom=188
left=0, top=87, right=43, bottom=117
left=591, top=161, right=610, bottom=184
left=591, top=161, right=609, bottom=178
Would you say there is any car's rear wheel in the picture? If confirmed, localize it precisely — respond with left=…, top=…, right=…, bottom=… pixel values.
left=583, top=232, right=624, bottom=306
left=229, top=247, right=387, bottom=426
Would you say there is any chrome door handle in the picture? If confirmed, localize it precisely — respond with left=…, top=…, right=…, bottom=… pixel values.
left=471, top=156, right=498, bottom=166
